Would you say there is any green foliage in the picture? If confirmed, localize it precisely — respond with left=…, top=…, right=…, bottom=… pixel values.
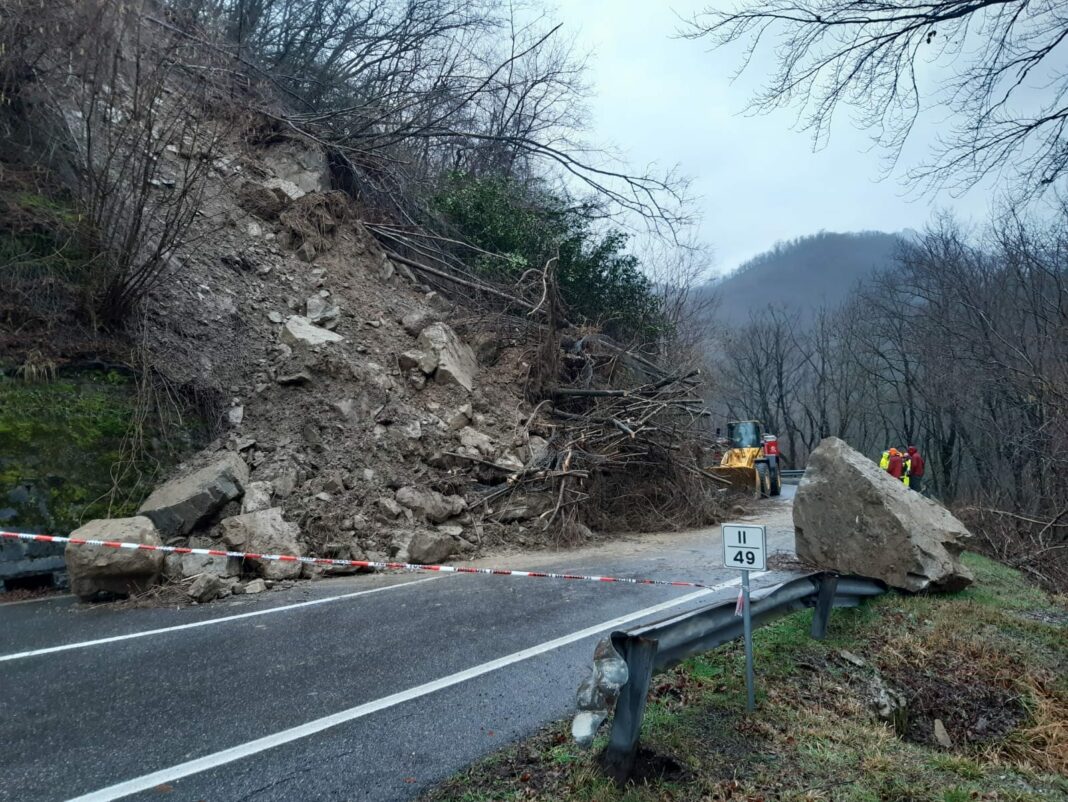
left=433, top=172, right=666, bottom=342
left=0, top=370, right=200, bottom=533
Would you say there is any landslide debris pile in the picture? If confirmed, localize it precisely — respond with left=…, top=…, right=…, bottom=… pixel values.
left=61, top=145, right=726, bottom=600
left=1, top=6, right=726, bottom=601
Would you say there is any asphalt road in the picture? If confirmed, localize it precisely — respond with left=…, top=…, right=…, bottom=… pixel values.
left=0, top=490, right=797, bottom=802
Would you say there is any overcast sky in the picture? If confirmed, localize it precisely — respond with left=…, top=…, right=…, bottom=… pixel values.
left=562, top=0, right=995, bottom=274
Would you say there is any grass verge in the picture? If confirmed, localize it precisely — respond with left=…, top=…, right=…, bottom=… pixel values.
left=423, top=554, right=1067, bottom=801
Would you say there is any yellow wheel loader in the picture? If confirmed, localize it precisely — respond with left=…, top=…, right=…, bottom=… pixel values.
left=710, top=420, right=782, bottom=498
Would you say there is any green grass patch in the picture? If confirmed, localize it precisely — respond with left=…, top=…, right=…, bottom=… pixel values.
left=423, top=555, right=1068, bottom=801
left=0, top=370, right=204, bottom=533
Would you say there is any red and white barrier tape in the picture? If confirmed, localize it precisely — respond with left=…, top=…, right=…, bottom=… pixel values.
left=1, top=530, right=712, bottom=590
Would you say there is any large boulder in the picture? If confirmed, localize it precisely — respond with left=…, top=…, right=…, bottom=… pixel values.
left=417, top=323, right=478, bottom=391
left=65, top=517, right=164, bottom=599
left=407, top=531, right=457, bottom=565
left=793, top=437, right=973, bottom=592
left=138, top=454, right=249, bottom=536
left=219, top=507, right=302, bottom=580
left=395, top=486, right=467, bottom=523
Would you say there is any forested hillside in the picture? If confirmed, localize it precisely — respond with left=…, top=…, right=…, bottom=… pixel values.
left=706, top=217, right=1068, bottom=589
left=706, top=230, right=904, bottom=326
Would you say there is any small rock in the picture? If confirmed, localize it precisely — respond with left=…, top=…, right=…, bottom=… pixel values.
left=447, top=404, right=473, bottom=431
left=424, top=291, right=451, bottom=312
left=378, top=497, right=405, bottom=518
left=398, top=350, right=438, bottom=374
left=227, top=406, right=244, bottom=427
left=362, top=468, right=375, bottom=482
left=276, top=369, right=313, bottom=386
left=281, top=316, right=343, bottom=347
left=934, top=719, right=954, bottom=748
left=244, top=578, right=267, bottom=594
left=525, top=436, right=550, bottom=466
left=379, top=255, right=395, bottom=281
left=187, top=574, right=226, bottom=604
left=323, top=473, right=346, bottom=494
left=495, top=452, right=524, bottom=472
left=401, top=309, right=435, bottom=336
left=272, top=467, right=298, bottom=499
left=268, top=311, right=283, bottom=323
left=306, top=295, right=340, bottom=324
left=839, top=650, right=867, bottom=667
left=296, top=241, right=317, bottom=262
left=332, top=398, right=359, bottom=423
left=407, top=370, right=427, bottom=390
left=242, top=481, right=274, bottom=514
left=459, top=426, right=495, bottom=456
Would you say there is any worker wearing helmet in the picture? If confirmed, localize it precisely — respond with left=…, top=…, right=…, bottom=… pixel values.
left=879, top=449, right=890, bottom=470
left=886, top=448, right=904, bottom=480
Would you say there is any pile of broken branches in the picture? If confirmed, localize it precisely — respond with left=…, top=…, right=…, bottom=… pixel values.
left=472, top=330, right=734, bottom=541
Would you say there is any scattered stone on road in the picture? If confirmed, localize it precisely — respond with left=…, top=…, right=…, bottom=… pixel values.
left=793, top=437, right=973, bottom=592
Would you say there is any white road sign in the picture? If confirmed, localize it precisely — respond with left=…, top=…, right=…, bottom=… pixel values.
left=722, top=523, right=766, bottom=572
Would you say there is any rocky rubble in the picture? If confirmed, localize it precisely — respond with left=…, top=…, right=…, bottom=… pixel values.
left=793, top=437, right=973, bottom=592
left=63, top=134, right=585, bottom=603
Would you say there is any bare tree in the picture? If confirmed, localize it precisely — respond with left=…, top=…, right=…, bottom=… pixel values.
left=684, top=1, right=1068, bottom=200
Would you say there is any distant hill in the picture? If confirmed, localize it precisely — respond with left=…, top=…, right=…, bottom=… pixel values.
left=705, top=230, right=907, bottom=326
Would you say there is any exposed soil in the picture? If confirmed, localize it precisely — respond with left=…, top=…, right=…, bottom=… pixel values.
left=885, top=665, right=1025, bottom=748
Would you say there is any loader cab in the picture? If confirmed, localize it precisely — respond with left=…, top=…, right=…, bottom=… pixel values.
left=727, top=420, right=763, bottom=449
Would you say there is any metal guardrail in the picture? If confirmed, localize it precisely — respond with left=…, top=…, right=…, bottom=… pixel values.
left=779, top=468, right=805, bottom=482
left=0, top=535, right=66, bottom=591
left=572, top=572, right=886, bottom=782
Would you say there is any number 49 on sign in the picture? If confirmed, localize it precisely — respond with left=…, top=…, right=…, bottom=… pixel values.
left=722, top=524, right=766, bottom=571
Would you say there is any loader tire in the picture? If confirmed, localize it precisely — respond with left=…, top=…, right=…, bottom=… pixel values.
left=755, top=462, right=770, bottom=498
left=769, top=464, right=782, bottom=497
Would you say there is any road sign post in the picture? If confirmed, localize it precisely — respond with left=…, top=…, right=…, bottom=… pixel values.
left=722, top=523, right=766, bottom=712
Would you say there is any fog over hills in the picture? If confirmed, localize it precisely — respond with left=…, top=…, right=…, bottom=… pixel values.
left=705, top=230, right=908, bottom=326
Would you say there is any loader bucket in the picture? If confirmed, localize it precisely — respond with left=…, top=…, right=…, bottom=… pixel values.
left=709, top=466, right=759, bottom=494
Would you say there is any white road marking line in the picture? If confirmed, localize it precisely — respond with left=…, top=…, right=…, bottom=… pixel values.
left=66, top=573, right=766, bottom=802
left=0, top=576, right=440, bottom=663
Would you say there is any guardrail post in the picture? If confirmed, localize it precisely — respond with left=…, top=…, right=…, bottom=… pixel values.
left=600, top=636, right=657, bottom=783
left=810, top=575, right=838, bottom=640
